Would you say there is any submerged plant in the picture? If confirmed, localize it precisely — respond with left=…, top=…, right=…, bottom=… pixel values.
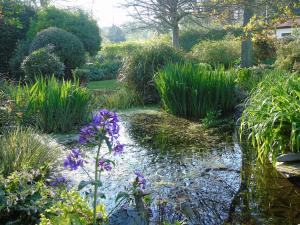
left=240, top=70, right=300, bottom=161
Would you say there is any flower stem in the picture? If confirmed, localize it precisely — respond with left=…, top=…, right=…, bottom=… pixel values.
left=93, top=140, right=102, bottom=225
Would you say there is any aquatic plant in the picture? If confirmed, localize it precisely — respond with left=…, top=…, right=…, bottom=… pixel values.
left=10, top=76, right=91, bottom=133
left=240, top=70, right=300, bottom=161
left=155, top=63, right=236, bottom=119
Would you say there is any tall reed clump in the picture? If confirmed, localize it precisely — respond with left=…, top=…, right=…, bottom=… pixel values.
left=240, top=70, right=300, bottom=161
left=155, top=63, right=236, bottom=119
left=11, top=76, right=91, bottom=133
left=0, top=127, right=59, bottom=176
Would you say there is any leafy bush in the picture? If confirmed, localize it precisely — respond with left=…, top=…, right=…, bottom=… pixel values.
left=30, top=27, right=85, bottom=77
left=240, top=70, right=300, bottom=161
left=21, top=47, right=65, bottom=80
left=40, top=190, right=106, bottom=225
left=155, top=63, right=236, bottom=119
left=27, top=7, right=101, bottom=55
left=120, top=43, right=184, bottom=104
left=9, top=39, right=31, bottom=81
left=0, top=0, right=35, bottom=74
left=179, top=26, right=243, bottom=51
left=253, top=36, right=277, bottom=65
left=275, top=40, right=300, bottom=72
left=0, top=127, right=59, bottom=176
left=190, top=38, right=241, bottom=68
left=11, top=76, right=91, bottom=133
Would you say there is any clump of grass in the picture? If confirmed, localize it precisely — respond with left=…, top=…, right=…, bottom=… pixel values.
left=0, top=127, right=59, bottom=176
left=240, top=70, right=300, bottom=161
left=10, top=76, right=91, bottom=133
left=92, top=86, right=143, bottom=110
left=155, top=63, right=236, bottom=119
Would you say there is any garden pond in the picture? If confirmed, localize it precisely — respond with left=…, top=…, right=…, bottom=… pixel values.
left=57, top=108, right=300, bottom=225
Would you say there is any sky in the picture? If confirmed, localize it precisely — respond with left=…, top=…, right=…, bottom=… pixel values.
left=54, top=0, right=132, bottom=27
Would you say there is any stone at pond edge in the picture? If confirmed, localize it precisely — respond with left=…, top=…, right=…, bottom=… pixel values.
left=277, top=153, right=300, bottom=162
left=107, top=208, right=148, bottom=225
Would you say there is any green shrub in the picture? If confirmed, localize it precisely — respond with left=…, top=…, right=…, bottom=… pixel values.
left=72, top=68, right=90, bottom=82
left=27, top=7, right=101, bottom=55
left=0, top=127, right=59, bottom=176
left=275, top=40, right=300, bottom=72
left=21, top=47, right=65, bottom=80
left=179, top=26, right=243, bottom=51
left=240, top=70, right=300, bottom=161
left=0, top=170, right=56, bottom=225
left=9, top=39, right=31, bottom=81
left=253, top=37, right=277, bottom=65
left=30, top=27, right=85, bottom=77
left=120, top=43, right=184, bottom=104
left=155, top=63, right=236, bottom=119
left=190, top=38, right=241, bottom=68
left=11, top=76, right=91, bottom=133
left=0, top=0, right=35, bottom=74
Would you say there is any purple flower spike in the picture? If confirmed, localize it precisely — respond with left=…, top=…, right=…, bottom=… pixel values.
left=135, top=171, right=146, bottom=189
left=98, top=160, right=113, bottom=171
left=64, top=148, right=85, bottom=171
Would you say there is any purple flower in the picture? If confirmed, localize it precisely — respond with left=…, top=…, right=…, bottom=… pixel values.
left=50, top=176, right=67, bottom=186
left=113, top=143, right=124, bottom=155
left=98, top=159, right=113, bottom=171
left=135, top=171, right=146, bottom=189
left=79, top=125, right=96, bottom=144
left=64, top=148, right=85, bottom=170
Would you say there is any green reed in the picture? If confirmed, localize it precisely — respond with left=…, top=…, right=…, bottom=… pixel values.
left=155, top=63, right=236, bottom=119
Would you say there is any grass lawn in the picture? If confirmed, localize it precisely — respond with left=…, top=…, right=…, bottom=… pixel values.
left=87, top=79, right=119, bottom=90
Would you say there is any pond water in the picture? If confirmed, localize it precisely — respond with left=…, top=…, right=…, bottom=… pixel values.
left=62, top=109, right=300, bottom=225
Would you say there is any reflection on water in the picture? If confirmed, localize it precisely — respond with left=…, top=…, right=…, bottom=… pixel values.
left=63, top=110, right=300, bottom=225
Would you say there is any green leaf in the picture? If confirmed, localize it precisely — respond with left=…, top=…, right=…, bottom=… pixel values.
left=78, top=180, right=91, bottom=191
left=115, top=191, right=130, bottom=203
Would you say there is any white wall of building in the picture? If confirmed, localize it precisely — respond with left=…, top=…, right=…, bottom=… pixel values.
left=276, top=27, right=300, bottom=39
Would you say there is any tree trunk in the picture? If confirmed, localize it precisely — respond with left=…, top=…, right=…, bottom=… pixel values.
left=172, top=23, right=180, bottom=49
left=241, top=0, right=255, bottom=68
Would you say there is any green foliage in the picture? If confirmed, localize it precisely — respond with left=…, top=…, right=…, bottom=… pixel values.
left=0, top=0, right=35, bottom=74
left=0, top=127, right=59, bottom=176
left=275, top=40, right=300, bottom=72
left=179, top=26, right=243, bottom=52
left=0, top=169, right=55, bottom=225
left=9, top=39, right=31, bottom=80
left=72, top=68, right=90, bottom=82
left=27, top=7, right=101, bottom=55
left=10, top=76, right=91, bottom=133
left=30, top=27, right=85, bottom=76
left=87, top=80, right=119, bottom=90
left=40, top=189, right=107, bottom=225
left=155, top=63, right=236, bottom=119
left=253, top=37, right=277, bottom=65
left=235, top=66, right=268, bottom=93
left=120, top=43, right=184, bottom=104
left=190, top=38, right=241, bottom=68
left=21, top=47, right=65, bottom=80
left=240, top=70, right=300, bottom=161
left=93, top=87, right=143, bottom=110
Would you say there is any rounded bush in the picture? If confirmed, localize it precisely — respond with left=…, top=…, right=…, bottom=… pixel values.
left=21, top=47, right=65, bottom=80
left=190, top=38, right=241, bottom=68
left=119, top=43, right=184, bottom=104
left=30, top=27, right=85, bottom=76
left=27, top=7, right=101, bottom=55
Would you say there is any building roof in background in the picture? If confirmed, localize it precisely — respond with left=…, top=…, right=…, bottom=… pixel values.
left=277, top=17, right=300, bottom=29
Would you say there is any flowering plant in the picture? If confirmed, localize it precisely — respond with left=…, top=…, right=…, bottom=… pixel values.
left=64, top=109, right=124, bottom=225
